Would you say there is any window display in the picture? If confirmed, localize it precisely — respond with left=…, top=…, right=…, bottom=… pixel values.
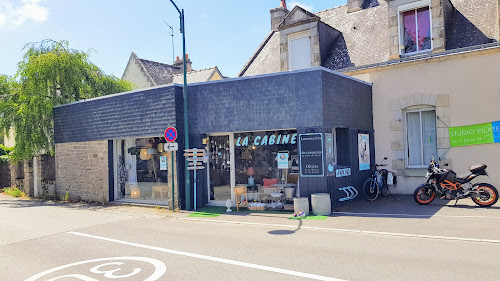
left=116, top=137, right=171, bottom=202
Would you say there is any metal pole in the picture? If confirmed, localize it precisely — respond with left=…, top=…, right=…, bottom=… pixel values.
left=169, top=0, right=191, bottom=210
left=171, top=150, right=175, bottom=210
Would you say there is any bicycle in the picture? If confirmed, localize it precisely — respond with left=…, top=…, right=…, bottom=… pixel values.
left=363, top=157, right=397, bottom=201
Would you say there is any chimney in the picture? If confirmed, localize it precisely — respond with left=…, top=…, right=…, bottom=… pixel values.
left=347, top=0, right=363, bottom=13
left=270, top=0, right=288, bottom=30
left=173, top=54, right=192, bottom=72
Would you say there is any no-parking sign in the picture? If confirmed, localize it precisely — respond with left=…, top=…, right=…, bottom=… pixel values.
left=164, top=127, right=177, bottom=142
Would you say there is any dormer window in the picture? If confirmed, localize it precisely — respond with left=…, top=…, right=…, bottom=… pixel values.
left=288, top=31, right=311, bottom=71
left=399, top=0, right=432, bottom=56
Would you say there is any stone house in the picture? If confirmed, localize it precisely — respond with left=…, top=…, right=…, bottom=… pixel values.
left=239, top=0, right=500, bottom=194
left=122, top=52, right=223, bottom=89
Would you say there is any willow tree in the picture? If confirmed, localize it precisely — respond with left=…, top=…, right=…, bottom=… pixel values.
left=0, top=40, right=132, bottom=160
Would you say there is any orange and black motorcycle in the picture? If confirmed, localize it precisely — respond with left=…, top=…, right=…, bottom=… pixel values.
left=414, top=156, right=498, bottom=207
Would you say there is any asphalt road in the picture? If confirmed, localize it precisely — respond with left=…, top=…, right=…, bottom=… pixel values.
left=1, top=193, right=500, bottom=281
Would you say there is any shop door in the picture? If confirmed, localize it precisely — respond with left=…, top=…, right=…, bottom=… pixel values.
left=208, top=135, right=231, bottom=202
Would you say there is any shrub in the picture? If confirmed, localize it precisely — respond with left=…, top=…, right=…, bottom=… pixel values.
left=3, top=187, right=26, bottom=198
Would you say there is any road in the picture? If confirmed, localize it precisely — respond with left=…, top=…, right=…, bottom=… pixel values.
left=1, top=193, right=499, bottom=281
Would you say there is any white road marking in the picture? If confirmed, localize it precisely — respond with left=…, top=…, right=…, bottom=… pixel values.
left=179, top=218, right=500, bottom=244
left=25, top=257, right=166, bottom=281
left=67, top=231, right=345, bottom=281
left=333, top=211, right=500, bottom=219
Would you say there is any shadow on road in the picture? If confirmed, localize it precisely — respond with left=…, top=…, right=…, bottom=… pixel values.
left=268, top=219, right=302, bottom=235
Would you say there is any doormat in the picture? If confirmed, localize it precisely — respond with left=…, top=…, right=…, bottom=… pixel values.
left=289, top=215, right=328, bottom=220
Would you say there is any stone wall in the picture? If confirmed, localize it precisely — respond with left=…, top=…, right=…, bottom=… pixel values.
left=55, top=141, right=109, bottom=202
left=0, top=162, right=10, bottom=188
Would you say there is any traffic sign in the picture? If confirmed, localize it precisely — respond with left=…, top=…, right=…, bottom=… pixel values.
left=188, top=162, right=203, bottom=166
left=187, top=166, right=205, bottom=170
left=164, top=142, right=178, bottom=151
left=184, top=152, right=205, bottom=157
left=164, top=127, right=177, bottom=142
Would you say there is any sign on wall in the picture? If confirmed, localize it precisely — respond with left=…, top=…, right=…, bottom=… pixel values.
left=449, top=121, right=500, bottom=147
left=358, top=133, right=370, bottom=171
left=299, top=133, right=324, bottom=177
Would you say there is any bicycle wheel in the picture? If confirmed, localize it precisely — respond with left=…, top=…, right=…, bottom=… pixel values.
left=363, top=178, right=379, bottom=201
left=380, top=183, right=390, bottom=197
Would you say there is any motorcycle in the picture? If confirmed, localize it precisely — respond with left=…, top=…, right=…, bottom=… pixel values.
left=414, top=156, right=498, bottom=207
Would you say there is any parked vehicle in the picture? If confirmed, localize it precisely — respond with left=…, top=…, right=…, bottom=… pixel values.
left=363, top=157, right=397, bottom=201
left=414, top=156, right=498, bottom=207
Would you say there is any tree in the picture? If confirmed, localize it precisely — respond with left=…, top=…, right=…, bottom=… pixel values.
left=0, top=40, right=132, bottom=160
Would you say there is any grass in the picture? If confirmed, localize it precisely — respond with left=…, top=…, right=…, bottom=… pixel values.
left=289, top=215, right=328, bottom=220
left=1, top=187, right=26, bottom=198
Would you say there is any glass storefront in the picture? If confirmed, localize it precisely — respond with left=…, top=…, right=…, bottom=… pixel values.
left=207, top=129, right=299, bottom=205
left=115, top=137, right=175, bottom=204
left=234, top=130, right=298, bottom=186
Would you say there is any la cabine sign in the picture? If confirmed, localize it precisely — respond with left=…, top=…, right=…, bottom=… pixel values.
left=236, top=133, right=298, bottom=147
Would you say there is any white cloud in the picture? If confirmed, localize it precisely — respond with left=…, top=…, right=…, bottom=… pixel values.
left=0, top=0, right=49, bottom=26
left=288, top=1, right=314, bottom=12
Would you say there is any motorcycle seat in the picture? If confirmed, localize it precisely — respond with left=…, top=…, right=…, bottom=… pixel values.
left=455, top=172, right=471, bottom=180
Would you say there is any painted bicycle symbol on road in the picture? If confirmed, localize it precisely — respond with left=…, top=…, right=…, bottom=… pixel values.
left=25, top=257, right=166, bottom=281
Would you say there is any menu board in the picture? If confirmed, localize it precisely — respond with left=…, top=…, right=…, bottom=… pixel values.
left=299, top=133, right=324, bottom=177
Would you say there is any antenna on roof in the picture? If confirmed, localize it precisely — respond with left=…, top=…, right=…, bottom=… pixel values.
left=164, top=20, right=175, bottom=65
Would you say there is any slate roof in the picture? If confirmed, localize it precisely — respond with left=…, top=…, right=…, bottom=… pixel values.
left=172, top=67, right=222, bottom=84
left=137, top=57, right=182, bottom=85
left=238, top=0, right=499, bottom=76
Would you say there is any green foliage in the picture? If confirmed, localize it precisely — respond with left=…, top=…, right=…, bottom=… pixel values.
left=0, top=40, right=132, bottom=160
left=0, top=144, right=13, bottom=163
left=2, top=187, right=26, bottom=198
left=64, top=191, right=70, bottom=201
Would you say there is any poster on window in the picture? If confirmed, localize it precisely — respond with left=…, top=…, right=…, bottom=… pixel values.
left=358, top=133, right=370, bottom=171
left=160, top=156, right=167, bottom=171
left=277, top=151, right=289, bottom=169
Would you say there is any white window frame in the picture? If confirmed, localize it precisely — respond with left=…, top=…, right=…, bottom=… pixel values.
left=404, top=106, right=437, bottom=168
left=398, top=0, right=433, bottom=56
left=288, top=30, right=311, bottom=71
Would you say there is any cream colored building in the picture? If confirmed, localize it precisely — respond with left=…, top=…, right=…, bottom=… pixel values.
left=122, top=52, right=223, bottom=89
left=239, top=0, right=500, bottom=194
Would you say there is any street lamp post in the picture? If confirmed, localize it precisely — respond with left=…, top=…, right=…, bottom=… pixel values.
left=169, top=0, right=191, bottom=210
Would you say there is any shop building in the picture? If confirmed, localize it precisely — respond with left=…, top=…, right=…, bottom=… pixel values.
left=53, top=68, right=373, bottom=209
left=238, top=0, right=500, bottom=194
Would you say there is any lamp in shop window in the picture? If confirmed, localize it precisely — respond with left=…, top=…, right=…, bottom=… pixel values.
left=247, top=167, right=256, bottom=186
left=140, top=149, right=151, bottom=160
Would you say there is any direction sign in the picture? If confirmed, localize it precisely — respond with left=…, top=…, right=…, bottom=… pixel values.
left=164, top=142, right=178, bottom=151
left=188, top=162, right=203, bottom=166
left=184, top=152, right=205, bottom=157
left=186, top=157, right=202, bottom=162
left=164, top=127, right=177, bottom=142
left=184, top=149, right=205, bottom=152
left=187, top=166, right=205, bottom=170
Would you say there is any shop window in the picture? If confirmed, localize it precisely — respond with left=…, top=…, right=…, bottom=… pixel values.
left=399, top=1, right=431, bottom=55
left=405, top=107, right=437, bottom=167
left=288, top=31, right=311, bottom=71
left=234, top=130, right=298, bottom=186
left=116, top=137, right=170, bottom=202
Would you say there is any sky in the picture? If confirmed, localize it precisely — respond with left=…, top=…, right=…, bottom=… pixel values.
left=0, top=0, right=347, bottom=79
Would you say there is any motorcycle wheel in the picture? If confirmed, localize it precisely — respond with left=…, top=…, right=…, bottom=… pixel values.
left=471, top=183, right=498, bottom=207
left=414, top=184, right=436, bottom=205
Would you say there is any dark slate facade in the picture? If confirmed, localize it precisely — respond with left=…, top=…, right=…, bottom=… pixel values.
left=54, top=67, right=373, bottom=210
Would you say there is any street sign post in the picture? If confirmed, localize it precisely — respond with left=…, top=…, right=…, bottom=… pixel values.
left=184, top=148, right=207, bottom=211
left=165, top=127, right=177, bottom=211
